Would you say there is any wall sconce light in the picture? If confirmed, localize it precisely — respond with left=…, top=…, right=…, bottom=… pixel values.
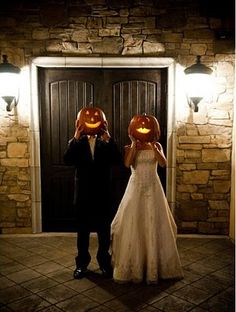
left=184, top=55, right=213, bottom=112
left=0, top=55, right=21, bottom=111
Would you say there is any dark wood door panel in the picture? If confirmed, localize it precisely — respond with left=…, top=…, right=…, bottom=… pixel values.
left=42, top=167, right=75, bottom=231
left=39, top=67, right=167, bottom=231
left=112, top=78, right=159, bottom=151
left=102, top=69, right=163, bottom=152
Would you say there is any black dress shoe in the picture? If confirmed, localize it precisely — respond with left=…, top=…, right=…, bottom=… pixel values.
left=100, top=266, right=113, bottom=278
left=73, top=267, right=87, bottom=279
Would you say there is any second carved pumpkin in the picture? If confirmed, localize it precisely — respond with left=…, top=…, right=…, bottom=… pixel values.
left=128, top=114, right=160, bottom=142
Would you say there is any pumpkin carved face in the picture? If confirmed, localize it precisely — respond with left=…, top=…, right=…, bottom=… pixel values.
left=77, top=107, right=107, bottom=135
left=128, top=114, right=160, bottom=142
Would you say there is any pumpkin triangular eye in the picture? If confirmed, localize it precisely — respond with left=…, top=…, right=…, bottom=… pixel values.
left=94, top=112, right=99, bottom=116
left=85, top=110, right=90, bottom=115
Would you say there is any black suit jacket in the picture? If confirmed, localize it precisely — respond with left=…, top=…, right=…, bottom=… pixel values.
left=63, top=135, right=122, bottom=231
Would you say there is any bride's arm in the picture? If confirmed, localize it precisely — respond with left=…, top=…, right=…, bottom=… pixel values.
left=150, top=142, right=167, bottom=167
left=124, top=138, right=137, bottom=168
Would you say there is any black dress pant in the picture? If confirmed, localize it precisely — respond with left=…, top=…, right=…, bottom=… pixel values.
left=75, top=225, right=111, bottom=269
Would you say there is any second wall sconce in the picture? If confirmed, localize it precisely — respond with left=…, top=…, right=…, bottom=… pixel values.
left=184, top=55, right=213, bottom=112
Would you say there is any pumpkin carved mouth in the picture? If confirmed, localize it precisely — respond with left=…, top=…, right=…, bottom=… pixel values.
left=136, top=127, right=151, bottom=134
left=85, top=121, right=101, bottom=129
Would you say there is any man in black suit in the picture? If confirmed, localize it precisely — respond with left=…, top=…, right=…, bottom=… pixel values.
left=64, top=108, right=122, bottom=279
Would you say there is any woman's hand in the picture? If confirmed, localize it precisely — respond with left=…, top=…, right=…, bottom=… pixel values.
left=150, top=141, right=162, bottom=151
left=129, top=134, right=137, bottom=148
left=151, top=141, right=166, bottom=167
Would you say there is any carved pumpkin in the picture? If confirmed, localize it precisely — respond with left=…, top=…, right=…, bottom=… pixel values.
left=128, top=114, right=160, bottom=142
left=77, top=107, right=107, bottom=135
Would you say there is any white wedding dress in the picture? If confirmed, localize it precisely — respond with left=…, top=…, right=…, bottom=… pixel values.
left=111, top=149, right=183, bottom=284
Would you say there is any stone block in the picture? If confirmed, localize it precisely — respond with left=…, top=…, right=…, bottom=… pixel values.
left=206, top=193, right=227, bottom=200
left=178, top=201, right=208, bottom=221
left=178, top=144, right=202, bottom=150
left=143, top=42, right=165, bottom=53
left=179, top=164, right=196, bottom=171
left=183, top=170, right=209, bottom=184
left=161, top=32, right=183, bottom=43
left=32, top=28, right=49, bottom=40
left=17, top=208, right=30, bottom=218
left=1, top=159, right=29, bottom=167
left=185, top=150, right=201, bottom=158
left=7, top=143, right=27, bottom=158
left=208, top=200, right=229, bottom=210
left=202, top=149, right=231, bottom=162
left=177, top=184, right=198, bottom=193
left=93, top=37, right=123, bottom=54
left=184, top=29, right=214, bottom=39
left=1, top=227, right=32, bottom=234
left=72, top=29, right=89, bottom=42
left=198, top=124, right=231, bottom=136
left=190, top=43, right=207, bottom=55
left=191, top=193, right=204, bottom=200
left=197, top=163, right=218, bottom=169
left=198, top=222, right=219, bottom=234
left=8, top=194, right=29, bottom=202
left=179, top=136, right=210, bottom=144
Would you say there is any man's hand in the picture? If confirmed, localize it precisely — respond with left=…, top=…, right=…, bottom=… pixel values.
left=100, top=121, right=111, bottom=142
left=74, top=119, right=84, bottom=140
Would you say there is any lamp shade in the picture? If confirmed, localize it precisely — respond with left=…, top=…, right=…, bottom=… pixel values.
left=184, top=56, right=213, bottom=112
left=0, top=55, right=21, bottom=111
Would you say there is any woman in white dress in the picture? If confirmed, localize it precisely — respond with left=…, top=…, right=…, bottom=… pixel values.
left=111, top=114, right=183, bottom=284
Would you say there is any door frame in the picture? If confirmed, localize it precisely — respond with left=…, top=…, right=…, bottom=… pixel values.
left=30, top=57, right=176, bottom=233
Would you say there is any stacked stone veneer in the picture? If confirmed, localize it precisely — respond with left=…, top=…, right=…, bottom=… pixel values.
left=0, top=0, right=234, bottom=233
left=176, top=122, right=232, bottom=234
left=0, top=110, right=31, bottom=233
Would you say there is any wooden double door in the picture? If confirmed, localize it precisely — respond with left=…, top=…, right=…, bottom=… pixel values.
left=38, top=68, right=167, bottom=231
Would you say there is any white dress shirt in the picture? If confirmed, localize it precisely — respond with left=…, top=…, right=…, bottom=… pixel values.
left=88, top=135, right=97, bottom=159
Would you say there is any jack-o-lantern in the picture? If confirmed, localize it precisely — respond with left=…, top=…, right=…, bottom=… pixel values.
left=128, top=114, right=160, bottom=142
left=77, top=107, right=107, bottom=135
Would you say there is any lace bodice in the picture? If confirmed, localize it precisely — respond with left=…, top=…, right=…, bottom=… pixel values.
left=130, top=149, right=158, bottom=185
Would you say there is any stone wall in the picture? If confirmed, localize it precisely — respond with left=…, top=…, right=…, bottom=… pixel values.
left=0, top=0, right=234, bottom=234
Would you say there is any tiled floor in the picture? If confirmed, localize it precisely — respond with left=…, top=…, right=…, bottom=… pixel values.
left=0, top=234, right=234, bottom=312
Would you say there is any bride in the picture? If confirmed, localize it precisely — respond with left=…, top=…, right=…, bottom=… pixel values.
left=111, top=114, right=184, bottom=284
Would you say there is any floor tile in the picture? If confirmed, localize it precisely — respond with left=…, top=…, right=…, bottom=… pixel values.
left=0, top=285, right=32, bottom=304
left=82, top=285, right=116, bottom=304
left=64, top=278, right=97, bottom=293
left=151, top=294, right=194, bottom=312
left=38, top=284, right=77, bottom=304
left=190, top=275, right=225, bottom=295
left=0, top=276, right=16, bottom=289
left=56, top=293, right=99, bottom=312
left=37, top=306, right=64, bottom=312
left=0, top=262, right=25, bottom=276
left=7, top=294, right=51, bottom=312
left=199, top=290, right=235, bottom=311
left=6, top=268, right=41, bottom=284
left=47, top=267, right=73, bottom=283
left=17, top=254, right=49, bottom=267
left=172, top=284, right=212, bottom=305
left=21, top=276, right=58, bottom=293
left=33, top=261, right=65, bottom=275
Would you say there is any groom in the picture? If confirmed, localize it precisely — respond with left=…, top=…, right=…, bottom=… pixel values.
left=63, top=107, right=122, bottom=279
